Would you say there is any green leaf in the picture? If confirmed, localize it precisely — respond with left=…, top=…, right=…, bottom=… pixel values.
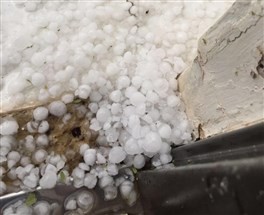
left=25, top=193, right=37, bottom=206
left=59, top=171, right=66, bottom=183
left=131, top=167, right=137, bottom=175
left=73, top=98, right=82, bottom=104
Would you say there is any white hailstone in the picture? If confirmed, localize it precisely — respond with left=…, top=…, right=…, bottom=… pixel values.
left=96, top=153, right=106, bottom=164
left=20, top=156, right=31, bottom=167
left=146, top=91, right=159, bottom=104
left=108, top=147, right=126, bottom=164
left=117, top=76, right=131, bottom=89
left=48, top=101, right=67, bottom=117
left=106, top=63, right=119, bottom=76
left=39, top=171, right=57, bottom=189
left=159, top=142, right=171, bottom=154
left=93, top=44, right=107, bottom=55
left=78, top=162, right=90, bottom=171
left=33, top=107, right=49, bottom=121
left=113, top=43, right=126, bottom=55
left=111, top=103, right=121, bottom=115
left=130, top=92, right=146, bottom=106
left=120, top=180, right=134, bottom=198
left=141, top=80, right=153, bottom=92
left=175, top=31, right=188, bottom=43
left=24, top=164, right=34, bottom=174
left=26, top=121, right=39, bottom=133
left=160, top=154, right=173, bottom=165
left=136, top=103, right=146, bottom=116
left=167, top=95, right=180, bottom=107
left=31, top=73, right=46, bottom=87
left=36, top=135, right=49, bottom=147
left=61, top=94, right=74, bottom=104
left=49, top=155, right=61, bottom=166
left=96, top=107, right=111, bottom=123
left=7, top=159, right=17, bottom=169
left=90, top=91, right=102, bottom=102
left=104, top=185, right=118, bottom=200
left=142, top=132, right=162, bottom=154
left=49, top=84, right=63, bottom=97
left=152, top=154, right=162, bottom=167
left=73, top=54, right=91, bottom=69
left=69, top=78, right=79, bottom=91
left=0, top=145, right=10, bottom=157
left=128, top=115, right=140, bottom=128
left=1, top=134, right=16, bottom=149
left=90, top=120, right=101, bottom=131
left=149, top=109, right=160, bottom=121
left=38, top=89, right=50, bottom=102
left=65, top=199, right=77, bottom=210
left=79, top=144, right=89, bottom=155
left=125, top=86, right=137, bottom=98
left=133, top=154, right=145, bottom=169
left=105, top=128, right=119, bottom=142
left=33, top=149, right=47, bottom=164
left=124, top=138, right=141, bottom=155
left=99, top=175, right=114, bottom=189
left=73, top=177, right=84, bottom=188
left=107, top=164, right=118, bottom=176
left=132, top=76, right=143, bottom=89
left=44, top=30, right=58, bottom=44
left=75, top=85, right=91, bottom=99
left=56, top=159, right=65, bottom=171
left=0, top=181, right=6, bottom=195
left=7, top=168, right=17, bottom=180
left=62, top=113, right=72, bottom=124
left=16, top=166, right=26, bottom=179
left=31, top=52, right=46, bottom=67
left=24, top=135, right=35, bottom=152
left=16, top=204, right=33, bottom=214
left=7, top=151, right=21, bottom=163
left=110, top=90, right=122, bottom=102
left=0, top=117, right=19, bottom=135
left=153, top=78, right=169, bottom=93
left=38, top=120, right=49, bottom=133
left=23, top=172, right=38, bottom=188
left=88, top=103, right=99, bottom=113
left=158, top=124, right=172, bottom=139
left=84, top=173, right=97, bottom=189
left=33, top=201, right=51, bottom=215
left=72, top=167, right=85, bottom=180
left=76, top=191, right=94, bottom=211
left=83, top=149, right=97, bottom=166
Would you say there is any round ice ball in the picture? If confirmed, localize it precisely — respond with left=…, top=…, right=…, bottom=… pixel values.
left=48, top=101, right=67, bottom=117
left=0, top=117, right=19, bottom=135
left=33, top=107, right=49, bottom=121
left=142, top=132, right=162, bottom=154
left=108, top=147, right=126, bottom=164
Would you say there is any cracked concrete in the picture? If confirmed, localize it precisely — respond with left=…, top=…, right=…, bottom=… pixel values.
left=179, top=0, right=264, bottom=138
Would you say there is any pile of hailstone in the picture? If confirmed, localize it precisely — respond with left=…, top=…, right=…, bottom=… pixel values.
left=1, top=0, right=233, bottom=205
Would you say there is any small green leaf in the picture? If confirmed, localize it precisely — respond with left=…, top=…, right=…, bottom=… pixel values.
left=25, top=193, right=37, bottom=206
left=59, top=171, right=66, bottom=183
left=73, top=98, right=82, bottom=104
left=131, top=167, right=137, bottom=175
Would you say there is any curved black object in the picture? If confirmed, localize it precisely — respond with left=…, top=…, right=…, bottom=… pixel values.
left=138, top=122, right=264, bottom=215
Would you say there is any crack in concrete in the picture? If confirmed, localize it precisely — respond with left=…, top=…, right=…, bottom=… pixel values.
left=201, top=13, right=263, bottom=66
